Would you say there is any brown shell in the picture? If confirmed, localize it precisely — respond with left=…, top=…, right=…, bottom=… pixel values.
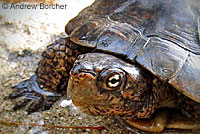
left=65, top=0, right=200, bottom=103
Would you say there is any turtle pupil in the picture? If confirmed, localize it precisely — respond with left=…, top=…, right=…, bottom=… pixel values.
left=110, top=78, right=118, bottom=84
left=107, top=74, right=121, bottom=88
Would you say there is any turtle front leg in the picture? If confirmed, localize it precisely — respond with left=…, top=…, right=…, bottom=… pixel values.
left=123, top=110, right=169, bottom=133
left=123, top=109, right=200, bottom=132
left=166, top=112, right=200, bottom=130
left=9, top=37, right=90, bottom=113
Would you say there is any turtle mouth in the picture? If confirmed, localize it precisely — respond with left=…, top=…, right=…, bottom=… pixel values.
left=71, top=98, right=121, bottom=107
left=71, top=99, right=132, bottom=116
left=73, top=100, right=114, bottom=116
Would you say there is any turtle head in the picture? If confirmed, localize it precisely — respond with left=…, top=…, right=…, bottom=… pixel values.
left=67, top=53, right=153, bottom=118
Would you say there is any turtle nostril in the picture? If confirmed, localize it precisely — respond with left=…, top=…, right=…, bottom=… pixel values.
left=82, top=70, right=97, bottom=78
left=77, top=72, right=96, bottom=81
left=71, top=63, right=96, bottom=77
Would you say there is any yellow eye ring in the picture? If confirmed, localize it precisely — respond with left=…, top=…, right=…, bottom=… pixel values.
left=107, top=74, right=121, bottom=88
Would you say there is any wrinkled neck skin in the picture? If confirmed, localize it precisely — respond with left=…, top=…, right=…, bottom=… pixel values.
left=121, top=69, right=155, bottom=119
left=151, top=78, right=177, bottom=110
left=123, top=68, right=177, bottom=119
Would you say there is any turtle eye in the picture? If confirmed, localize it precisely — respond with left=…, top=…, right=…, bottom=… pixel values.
left=98, top=68, right=125, bottom=90
left=107, top=74, right=121, bottom=88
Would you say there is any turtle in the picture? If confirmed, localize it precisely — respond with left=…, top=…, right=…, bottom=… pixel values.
left=9, top=0, right=200, bottom=133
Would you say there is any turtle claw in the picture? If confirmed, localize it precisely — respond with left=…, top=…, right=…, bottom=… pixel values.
left=10, top=75, right=61, bottom=113
left=9, top=89, right=27, bottom=99
left=13, top=98, right=32, bottom=111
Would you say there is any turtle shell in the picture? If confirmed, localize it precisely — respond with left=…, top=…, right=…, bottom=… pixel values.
left=65, top=0, right=200, bottom=103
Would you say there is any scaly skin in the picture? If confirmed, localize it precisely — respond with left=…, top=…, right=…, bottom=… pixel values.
left=9, top=37, right=92, bottom=113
